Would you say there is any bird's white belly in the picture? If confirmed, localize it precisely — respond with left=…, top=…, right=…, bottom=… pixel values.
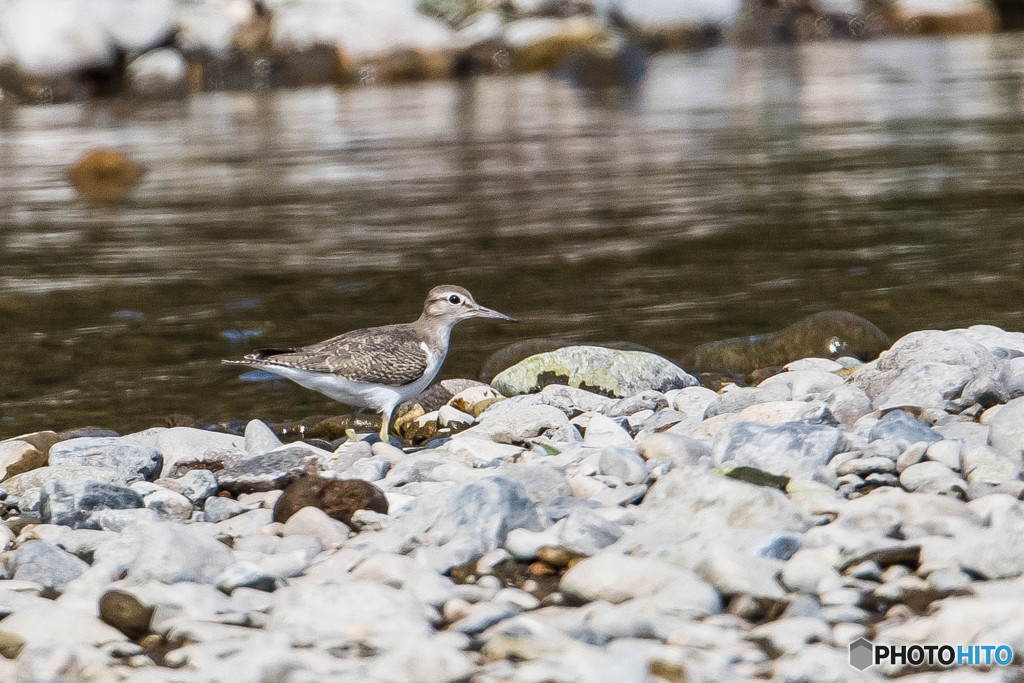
left=261, top=350, right=442, bottom=412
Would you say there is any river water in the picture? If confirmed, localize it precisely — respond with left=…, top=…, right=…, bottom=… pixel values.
left=1, top=34, right=1023, bottom=436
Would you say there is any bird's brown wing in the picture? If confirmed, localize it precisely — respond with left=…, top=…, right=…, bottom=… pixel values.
left=232, top=324, right=430, bottom=387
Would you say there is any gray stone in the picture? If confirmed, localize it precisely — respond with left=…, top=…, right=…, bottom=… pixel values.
left=366, top=637, right=478, bottom=683
left=458, top=404, right=569, bottom=444
left=267, top=582, right=433, bottom=650
left=852, top=330, right=999, bottom=401
left=0, top=602, right=127, bottom=658
left=40, top=480, right=144, bottom=529
left=607, top=391, right=669, bottom=418
left=491, top=345, right=697, bottom=398
left=89, top=507, right=160, bottom=532
left=54, top=529, right=114, bottom=564
left=202, top=496, right=249, bottom=524
left=925, top=439, right=963, bottom=471
left=243, top=420, right=283, bottom=455
left=636, top=432, right=712, bottom=469
left=2, top=466, right=129, bottom=497
left=415, top=476, right=545, bottom=573
left=561, top=553, right=720, bottom=614
left=540, top=384, right=617, bottom=415
left=998, top=356, right=1024, bottom=399
left=598, top=447, right=648, bottom=485
left=10, top=541, right=88, bottom=594
left=338, top=455, right=391, bottom=482
left=712, top=422, right=846, bottom=479
left=899, top=462, right=967, bottom=498
left=493, top=463, right=572, bottom=502
left=583, top=414, right=634, bottom=448
left=175, top=469, right=219, bottom=505
left=962, top=443, right=1022, bottom=486
left=836, top=457, right=897, bottom=477
left=143, top=487, right=193, bottom=521
left=956, top=527, right=1024, bottom=579
left=821, top=385, right=873, bottom=427
left=748, top=617, right=832, bottom=654
left=48, top=437, right=162, bottom=483
left=155, top=427, right=246, bottom=478
left=642, top=469, right=811, bottom=533
left=868, top=410, right=942, bottom=450
left=123, top=522, right=234, bottom=585
left=873, top=362, right=974, bottom=411
left=214, top=448, right=319, bottom=495
left=987, top=395, right=1024, bottom=460
left=216, top=562, right=276, bottom=594
left=449, top=601, right=520, bottom=635
left=558, top=508, right=623, bottom=556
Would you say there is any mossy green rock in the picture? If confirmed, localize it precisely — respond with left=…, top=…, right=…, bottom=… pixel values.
left=490, top=345, right=697, bottom=398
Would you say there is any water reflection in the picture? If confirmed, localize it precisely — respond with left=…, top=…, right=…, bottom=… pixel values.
left=0, top=35, right=1023, bottom=435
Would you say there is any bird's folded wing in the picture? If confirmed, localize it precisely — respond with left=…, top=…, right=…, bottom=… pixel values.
left=247, top=326, right=430, bottom=387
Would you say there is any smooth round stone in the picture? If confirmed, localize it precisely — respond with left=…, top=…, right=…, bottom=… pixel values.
left=597, top=447, right=647, bottom=485
left=899, top=461, right=967, bottom=497
left=836, top=457, right=896, bottom=478
left=10, top=541, right=88, bottom=594
left=670, top=387, right=719, bottom=419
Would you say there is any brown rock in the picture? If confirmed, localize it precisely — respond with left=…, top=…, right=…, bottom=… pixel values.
left=7, top=431, right=59, bottom=454
left=683, top=311, right=891, bottom=375
left=0, top=441, right=46, bottom=481
left=272, top=475, right=388, bottom=529
left=67, top=148, right=146, bottom=202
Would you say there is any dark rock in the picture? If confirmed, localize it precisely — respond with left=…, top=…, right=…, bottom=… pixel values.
left=214, top=448, right=319, bottom=495
left=273, top=475, right=388, bottom=529
left=48, top=437, right=163, bottom=483
left=10, top=540, right=89, bottom=595
left=683, top=311, right=891, bottom=374
left=40, top=480, right=145, bottom=529
left=868, top=410, right=942, bottom=450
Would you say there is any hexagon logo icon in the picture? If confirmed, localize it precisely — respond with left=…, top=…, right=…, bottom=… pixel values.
left=849, top=638, right=874, bottom=670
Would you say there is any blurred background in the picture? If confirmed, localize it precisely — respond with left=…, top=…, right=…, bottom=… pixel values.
left=0, top=0, right=1022, bottom=436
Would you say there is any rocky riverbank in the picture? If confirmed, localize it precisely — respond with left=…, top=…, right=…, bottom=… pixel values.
left=0, top=323, right=1023, bottom=679
left=0, top=0, right=1011, bottom=105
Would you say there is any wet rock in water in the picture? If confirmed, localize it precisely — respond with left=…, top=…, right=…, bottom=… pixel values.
left=48, top=437, right=162, bottom=483
left=272, top=475, right=388, bottom=529
left=491, top=345, right=697, bottom=398
left=67, top=148, right=147, bottom=203
left=682, top=311, right=890, bottom=375
left=40, top=480, right=144, bottom=529
left=479, top=339, right=660, bottom=384
left=505, top=17, right=609, bottom=72
left=214, top=448, right=319, bottom=495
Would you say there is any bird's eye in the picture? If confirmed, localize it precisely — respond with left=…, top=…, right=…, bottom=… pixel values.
left=448, top=294, right=462, bottom=304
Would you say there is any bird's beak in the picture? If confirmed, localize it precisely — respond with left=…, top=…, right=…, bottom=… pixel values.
left=473, top=304, right=518, bottom=323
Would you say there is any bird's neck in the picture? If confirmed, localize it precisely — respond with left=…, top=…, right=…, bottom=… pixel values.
left=412, top=315, right=455, bottom=356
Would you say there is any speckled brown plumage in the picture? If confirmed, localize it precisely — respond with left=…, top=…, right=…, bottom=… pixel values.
left=230, top=324, right=431, bottom=386
left=272, top=475, right=389, bottom=529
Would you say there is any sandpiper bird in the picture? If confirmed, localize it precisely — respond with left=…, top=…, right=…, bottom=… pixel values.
left=223, top=285, right=517, bottom=441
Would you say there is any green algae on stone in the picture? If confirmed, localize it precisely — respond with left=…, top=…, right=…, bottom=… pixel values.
left=480, top=339, right=664, bottom=384
left=682, top=311, right=892, bottom=375
left=490, top=345, right=697, bottom=398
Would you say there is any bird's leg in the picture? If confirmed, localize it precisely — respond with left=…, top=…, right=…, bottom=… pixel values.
left=345, top=406, right=361, bottom=443
left=378, top=405, right=395, bottom=444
